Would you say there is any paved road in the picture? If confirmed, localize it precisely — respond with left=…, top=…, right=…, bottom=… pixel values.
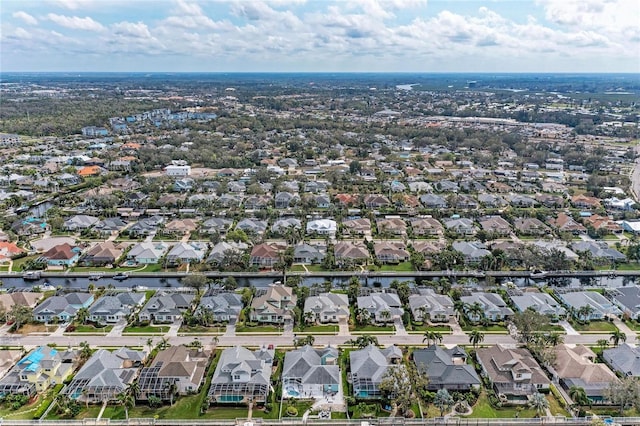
left=2, top=330, right=631, bottom=350
left=630, top=142, right=640, bottom=202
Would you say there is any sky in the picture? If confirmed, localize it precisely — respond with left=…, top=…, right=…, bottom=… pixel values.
left=1, top=0, right=639, bottom=73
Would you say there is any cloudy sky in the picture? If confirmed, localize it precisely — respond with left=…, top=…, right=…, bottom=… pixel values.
left=1, top=0, right=638, bottom=73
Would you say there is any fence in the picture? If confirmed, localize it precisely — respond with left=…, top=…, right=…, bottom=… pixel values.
left=2, top=418, right=640, bottom=426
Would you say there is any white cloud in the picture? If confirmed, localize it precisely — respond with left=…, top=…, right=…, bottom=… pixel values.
left=46, top=13, right=105, bottom=31
left=51, top=0, right=96, bottom=10
left=12, top=11, right=38, bottom=26
left=112, top=21, right=152, bottom=39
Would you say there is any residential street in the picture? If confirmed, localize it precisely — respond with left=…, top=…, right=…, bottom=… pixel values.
left=1, top=328, right=633, bottom=351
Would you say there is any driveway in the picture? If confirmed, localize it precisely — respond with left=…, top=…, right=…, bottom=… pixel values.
left=166, top=319, right=182, bottom=337
left=224, top=318, right=236, bottom=337
left=106, top=319, right=127, bottom=338
left=558, top=320, right=580, bottom=335
left=394, top=316, right=407, bottom=336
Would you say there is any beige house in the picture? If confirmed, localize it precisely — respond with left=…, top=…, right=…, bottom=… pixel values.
left=250, top=284, right=297, bottom=324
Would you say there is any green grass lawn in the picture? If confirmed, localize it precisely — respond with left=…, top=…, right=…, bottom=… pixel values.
left=1, top=395, right=47, bottom=420
left=378, top=262, right=415, bottom=272
left=407, top=322, right=452, bottom=333
left=461, top=324, right=509, bottom=333
left=12, top=255, right=39, bottom=271
left=546, top=394, right=570, bottom=417
left=69, top=324, right=113, bottom=333
left=604, top=263, right=640, bottom=271
left=235, top=324, right=281, bottom=333
left=179, top=324, right=225, bottom=334
left=540, top=324, right=566, bottom=333
left=0, top=265, right=10, bottom=272
left=624, top=320, right=640, bottom=331
left=571, top=320, right=618, bottom=333
left=123, top=325, right=170, bottom=333
left=298, top=324, right=338, bottom=333
left=351, top=324, right=395, bottom=332
left=466, top=392, right=537, bottom=419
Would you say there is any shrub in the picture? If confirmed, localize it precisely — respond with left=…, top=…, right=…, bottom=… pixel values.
left=286, top=405, right=298, bottom=416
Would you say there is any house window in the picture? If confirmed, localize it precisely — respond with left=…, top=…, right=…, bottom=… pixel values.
left=516, top=373, right=522, bottom=378
left=233, top=375, right=241, bottom=380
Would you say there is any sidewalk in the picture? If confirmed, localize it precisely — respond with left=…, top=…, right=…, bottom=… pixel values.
left=559, top=320, right=580, bottom=336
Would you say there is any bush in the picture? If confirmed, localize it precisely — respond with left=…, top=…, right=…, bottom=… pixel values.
left=286, top=406, right=298, bottom=416
left=549, top=384, right=566, bottom=408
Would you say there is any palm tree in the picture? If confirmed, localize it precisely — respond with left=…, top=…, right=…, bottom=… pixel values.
left=127, top=380, right=140, bottom=401
left=146, top=338, right=154, bottom=352
left=211, top=335, right=219, bottom=347
left=469, top=330, right=485, bottom=349
left=79, top=341, right=92, bottom=362
left=117, top=391, right=134, bottom=420
left=304, top=310, right=315, bottom=325
left=544, top=333, right=563, bottom=346
left=380, top=310, right=391, bottom=327
left=75, top=307, right=89, bottom=325
left=157, top=337, right=170, bottom=351
left=165, top=380, right=178, bottom=406
left=597, top=339, right=609, bottom=351
left=569, top=386, right=590, bottom=408
left=467, top=302, right=484, bottom=323
left=528, top=392, right=549, bottom=417
left=453, top=300, right=467, bottom=321
left=610, top=329, right=626, bottom=347
left=576, top=305, right=595, bottom=323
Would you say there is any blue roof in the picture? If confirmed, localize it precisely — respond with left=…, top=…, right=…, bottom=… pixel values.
left=18, top=347, right=56, bottom=372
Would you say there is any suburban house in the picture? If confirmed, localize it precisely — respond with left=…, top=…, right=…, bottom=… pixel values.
left=63, top=347, right=147, bottom=403
left=409, top=217, right=444, bottom=236
left=201, top=218, right=233, bottom=235
left=364, top=194, right=390, bottom=208
left=476, top=345, right=551, bottom=403
left=513, top=218, right=551, bottom=236
left=0, top=291, right=43, bottom=311
left=509, top=291, right=566, bottom=319
left=166, top=242, right=208, bottom=265
left=89, top=292, right=146, bottom=324
left=373, top=241, right=410, bottom=264
left=349, top=344, right=402, bottom=398
left=334, top=242, right=370, bottom=266
left=408, top=288, right=454, bottom=322
left=548, top=213, right=587, bottom=234
left=282, top=345, right=340, bottom=399
left=137, top=345, right=211, bottom=401
left=444, top=218, right=477, bottom=236
left=206, top=241, right=248, bottom=265
left=197, top=292, right=243, bottom=322
left=293, top=243, right=326, bottom=264
left=236, top=218, right=268, bottom=236
left=571, top=241, right=626, bottom=262
left=208, top=346, right=274, bottom=404
left=271, top=218, right=302, bottom=235
left=40, top=243, right=81, bottom=267
left=357, top=290, right=404, bottom=324
left=556, top=290, right=622, bottom=320
left=0, top=241, right=24, bottom=263
left=0, top=350, right=22, bottom=382
left=479, top=216, right=512, bottom=236
left=550, top=344, right=619, bottom=402
left=249, top=243, right=283, bottom=268
left=0, top=346, right=78, bottom=396
left=138, top=292, right=195, bottom=323
left=609, top=286, right=640, bottom=320
left=250, top=284, right=297, bottom=324
left=33, top=292, right=94, bottom=323
left=341, top=218, right=371, bottom=236
left=452, top=241, right=491, bottom=264
left=460, top=292, right=513, bottom=322
left=603, top=344, right=640, bottom=377
left=92, top=218, right=127, bottom=235
left=163, top=218, right=199, bottom=236
left=81, top=241, right=125, bottom=266
left=63, top=215, right=99, bottom=231
left=376, top=217, right=407, bottom=236
left=413, top=345, right=481, bottom=391
left=304, top=292, right=349, bottom=324
left=306, top=219, right=337, bottom=236
left=127, top=216, right=164, bottom=237
left=126, top=242, right=170, bottom=265
left=420, top=194, right=448, bottom=208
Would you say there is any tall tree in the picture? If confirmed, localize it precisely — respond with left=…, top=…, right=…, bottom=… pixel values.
left=604, top=376, right=640, bottom=415
left=434, top=388, right=454, bottom=416
left=528, top=392, right=549, bottom=417
left=469, top=330, right=485, bottom=349
left=379, top=363, right=429, bottom=417
left=610, top=329, right=626, bottom=347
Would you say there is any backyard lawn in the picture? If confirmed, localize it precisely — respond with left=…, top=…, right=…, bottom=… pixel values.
left=378, top=262, right=415, bottom=272
left=466, top=392, right=536, bottom=419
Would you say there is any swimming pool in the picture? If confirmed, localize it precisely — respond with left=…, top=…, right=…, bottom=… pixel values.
left=217, top=395, right=244, bottom=403
left=285, top=386, right=300, bottom=397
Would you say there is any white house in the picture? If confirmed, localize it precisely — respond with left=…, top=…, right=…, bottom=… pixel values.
left=306, top=219, right=337, bottom=236
left=165, top=160, right=191, bottom=177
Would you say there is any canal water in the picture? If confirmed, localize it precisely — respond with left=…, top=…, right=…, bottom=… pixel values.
left=0, top=274, right=636, bottom=291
